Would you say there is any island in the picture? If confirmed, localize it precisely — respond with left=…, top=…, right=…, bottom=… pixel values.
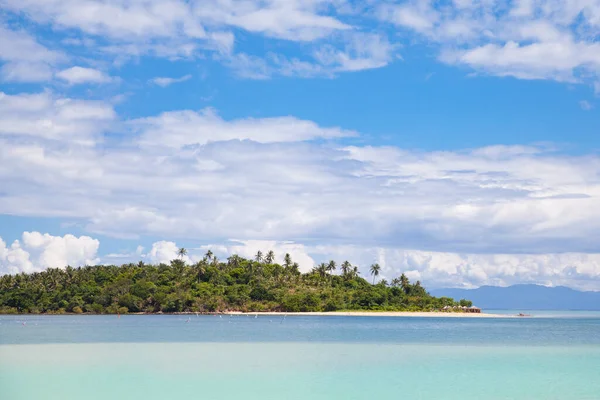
left=0, top=249, right=480, bottom=315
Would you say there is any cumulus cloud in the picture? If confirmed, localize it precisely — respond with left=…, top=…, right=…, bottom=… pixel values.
left=202, top=240, right=316, bottom=273
left=3, top=91, right=600, bottom=259
left=2, top=233, right=600, bottom=290
left=129, top=239, right=600, bottom=290
left=131, top=107, right=357, bottom=147
left=2, top=86, right=600, bottom=289
left=0, top=24, right=66, bottom=82
left=56, top=66, right=116, bottom=85
left=0, top=91, right=116, bottom=145
left=145, top=241, right=191, bottom=264
left=0, top=232, right=100, bottom=275
left=150, top=74, right=192, bottom=87
left=3, top=122, right=600, bottom=258
left=306, top=245, right=600, bottom=291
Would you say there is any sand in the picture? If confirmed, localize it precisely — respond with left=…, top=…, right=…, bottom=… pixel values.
left=223, top=311, right=513, bottom=318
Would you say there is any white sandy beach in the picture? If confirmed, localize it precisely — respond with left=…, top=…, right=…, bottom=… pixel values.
left=223, top=311, right=512, bottom=318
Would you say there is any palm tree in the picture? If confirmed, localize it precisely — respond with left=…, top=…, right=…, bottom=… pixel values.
left=178, top=247, right=187, bottom=261
left=284, top=253, right=292, bottom=268
left=370, top=263, right=381, bottom=284
left=255, top=250, right=263, bottom=263
left=327, top=260, right=336, bottom=274
left=194, top=261, right=206, bottom=283
left=340, top=261, right=351, bottom=279
left=290, top=262, right=300, bottom=281
left=400, top=273, right=410, bottom=293
left=265, top=250, right=275, bottom=264
left=312, top=263, right=328, bottom=282
left=326, top=260, right=336, bottom=285
left=204, top=249, right=213, bottom=262
left=227, top=254, right=241, bottom=268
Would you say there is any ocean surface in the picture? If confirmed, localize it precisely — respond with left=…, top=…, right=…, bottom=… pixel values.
left=1, top=313, right=600, bottom=400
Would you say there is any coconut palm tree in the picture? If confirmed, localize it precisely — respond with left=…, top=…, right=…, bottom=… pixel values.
left=400, top=273, right=410, bottom=293
left=204, top=249, right=213, bottom=262
left=178, top=247, right=187, bottom=261
left=370, top=263, right=381, bottom=284
left=340, top=261, right=351, bottom=280
left=327, top=260, right=336, bottom=274
left=312, top=263, right=328, bottom=282
left=227, top=254, right=241, bottom=268
left=255, top=250, right=263, bottom=263
left=194, top=261, right=206, bottom=283
left=284, top=253, right=292, bottom=268
left=265, top=250, right=275, bottom=264
left=326, top=260, right=336, bottom=284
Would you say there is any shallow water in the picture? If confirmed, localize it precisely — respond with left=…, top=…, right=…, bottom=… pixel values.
left=1, top=313, right=599, bottom=399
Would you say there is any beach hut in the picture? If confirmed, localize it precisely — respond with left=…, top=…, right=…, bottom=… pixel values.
left=466, top=306, right=481, bottom=313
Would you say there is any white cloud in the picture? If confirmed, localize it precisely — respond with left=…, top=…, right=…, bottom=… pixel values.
left=150, top=74, right=192, bottom=87
left=1, top=0, right=206, bottom=39
left=0, top=24, right=65, bottom=82
left=131, top=107, right=357, bottom=148
left=312, top=32, right=397, bottom=73
left=3, top=94, right=600, bottom=289
left=0, top=238, right=34, bottom=275
left=2, top=232, right=600, bottom=290
left=1, top=1, right=398, bottom=78
left=0, top=0, right=358, bottom=70
left=0, top=91, right=116, bottom=145
left=2, top=0, right=351, bottom=43
left=2, top=232, right=599, bottom=290
left=227, top=32, right=397, bottom=79
left=1, top=62, right=55, bottom=83
left=145, top=240, right=191, bottom=264
left=205, top=239, right=316, bottom=273
left=378, top=2, right=439, bottom=32
left=129, top=239, right=600, bottom=290
left=378, top=0, right=600, bottom=87
left=441, top=40, right=600, bottom=82
left=304, top=245, right=600, bottom=291
left=56, top=66, right=116, bottom=85
left=193, top=0, right=351, bottom=42
left=0, top=232, right=99, bottom=275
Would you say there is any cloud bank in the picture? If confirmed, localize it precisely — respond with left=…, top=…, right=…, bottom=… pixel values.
left=4, top=234, right=600, bottom=291
left=0, top=232, right=100, bottom=275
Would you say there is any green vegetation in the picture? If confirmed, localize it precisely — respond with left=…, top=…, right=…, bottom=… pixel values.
left=0, top=250, right=472, bottom=314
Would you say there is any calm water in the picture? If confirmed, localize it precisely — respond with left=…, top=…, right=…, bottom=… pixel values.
left=1, top=313, right=600, bottom=400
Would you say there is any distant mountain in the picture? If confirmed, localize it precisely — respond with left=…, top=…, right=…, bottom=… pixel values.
left=430, top=284, right=600, bottom=310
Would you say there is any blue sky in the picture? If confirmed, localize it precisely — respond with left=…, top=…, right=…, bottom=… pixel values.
left=1, top=0, right=600, bottom=290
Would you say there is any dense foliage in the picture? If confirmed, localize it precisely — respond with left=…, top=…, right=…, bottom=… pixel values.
left=0, top=250, right=472, bottom=314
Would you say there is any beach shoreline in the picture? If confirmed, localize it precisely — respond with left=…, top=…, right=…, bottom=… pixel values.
left=221, top=311, right=512, bottom=318
left=1, top=311, right=515, bottom=318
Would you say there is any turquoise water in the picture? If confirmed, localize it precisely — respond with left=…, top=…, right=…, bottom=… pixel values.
left=1, top=314, right=600, bottom=399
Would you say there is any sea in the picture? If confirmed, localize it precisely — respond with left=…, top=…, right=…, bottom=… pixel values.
left=1, top=312, right=600, bottom=400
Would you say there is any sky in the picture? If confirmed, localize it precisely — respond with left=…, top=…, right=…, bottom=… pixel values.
left=1, top=0, right=600, bottom=291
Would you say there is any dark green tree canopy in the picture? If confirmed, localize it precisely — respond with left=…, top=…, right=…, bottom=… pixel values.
left=0, top=254, right=471, bottom=315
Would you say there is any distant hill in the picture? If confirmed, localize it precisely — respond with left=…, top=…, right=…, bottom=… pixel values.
left=431, top=284, right=600, bottom=310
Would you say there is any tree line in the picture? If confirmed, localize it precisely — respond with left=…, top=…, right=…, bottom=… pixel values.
left=0, top=249, right=473, bottom=314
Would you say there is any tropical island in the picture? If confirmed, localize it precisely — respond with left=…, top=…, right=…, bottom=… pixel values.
left=0, top=249, right=475, bottom=315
